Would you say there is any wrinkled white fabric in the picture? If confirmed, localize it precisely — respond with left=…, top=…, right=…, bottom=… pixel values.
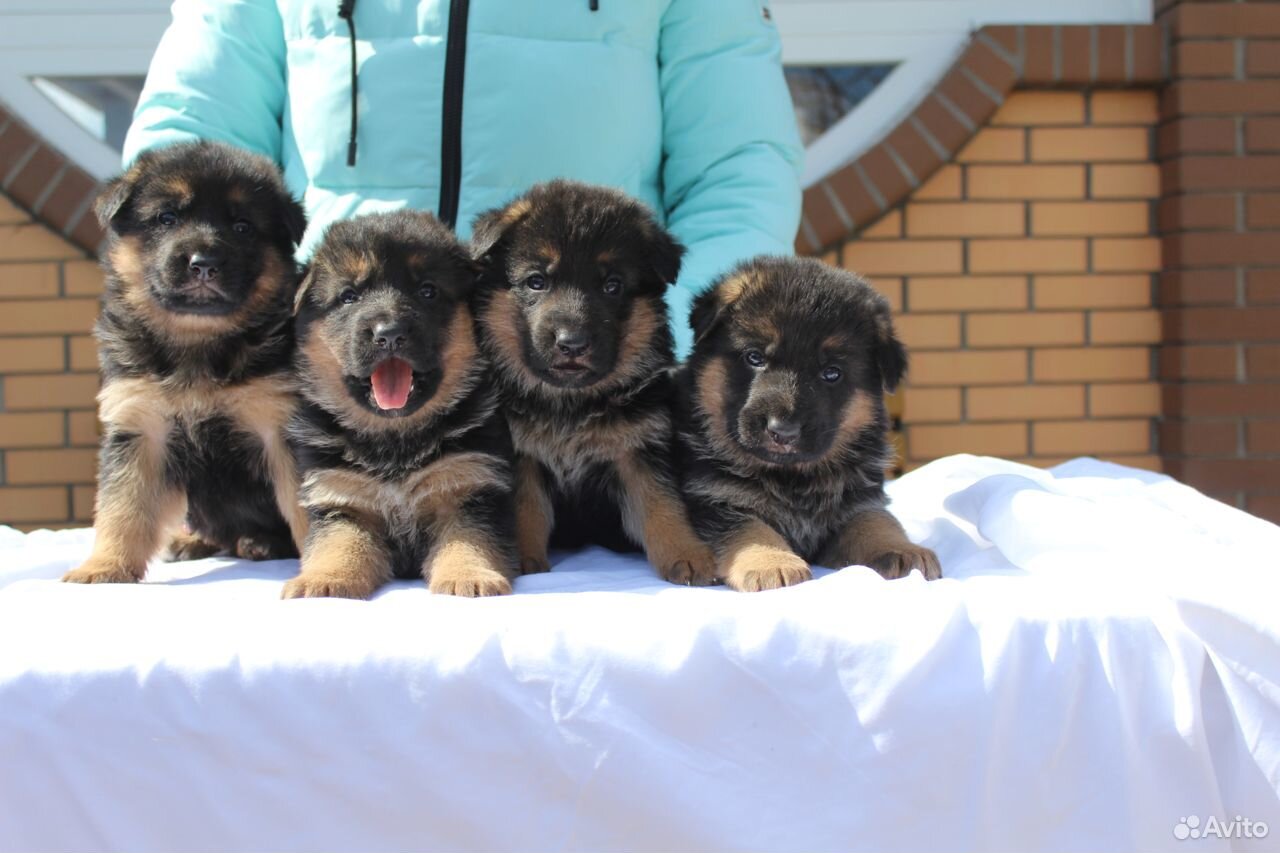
left=1, top=455, right=1277, bottom=853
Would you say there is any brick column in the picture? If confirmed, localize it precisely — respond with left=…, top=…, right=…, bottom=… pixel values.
left=1158, top=1, right=1280, bottom=523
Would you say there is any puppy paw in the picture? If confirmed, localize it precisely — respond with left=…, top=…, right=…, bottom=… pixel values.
left=62, top=558, right=143, bottom=584
left=281, top=571, right=380, bottom=600
left=429, top=566, right=513, bottom=598
left=868, top=545, right=942, bottom=581
left=725, top=551, right=812, bottom=592
left=165, top=531, right=221, bottom=562
left=658, top=545, right=719, bottom=587
left=235, top=534, right=293, bottom=561
left=518, top=553, right=551, bottom=575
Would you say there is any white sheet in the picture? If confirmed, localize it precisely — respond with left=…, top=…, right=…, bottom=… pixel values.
left=1, top=455, right=1278, bottom=853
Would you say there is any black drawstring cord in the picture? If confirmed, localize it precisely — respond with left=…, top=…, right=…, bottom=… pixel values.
left=589, top=0, right=598, bottom=9
left=338, top=0, right=359, bottom=166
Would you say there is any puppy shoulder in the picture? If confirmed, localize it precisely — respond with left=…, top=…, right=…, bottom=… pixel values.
left=286, top=402, right=349, bottom=469
left=443, top=399, right=514, bottom=464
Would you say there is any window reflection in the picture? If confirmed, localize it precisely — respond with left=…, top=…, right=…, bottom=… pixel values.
left=31, top=76, right=144, bottom=152
left=785, top=64, right=896, bottom=146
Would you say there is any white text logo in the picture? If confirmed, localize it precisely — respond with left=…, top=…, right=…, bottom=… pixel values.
left=1174, top=815, right=1269, bottom=841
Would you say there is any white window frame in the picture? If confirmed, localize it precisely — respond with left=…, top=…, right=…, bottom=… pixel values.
left=0, top=4, right=169, bottom=179
left=774, top=0, right=1153, bottom=187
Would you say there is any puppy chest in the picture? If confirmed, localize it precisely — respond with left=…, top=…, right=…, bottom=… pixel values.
left=167, top=416, right=275, bottom=492
left=765, top=485, right=875, bottom=561
left=99, top=376, right=295, bottom=447
left=300, top=451, right=507, bottom=542
left=773, top=511, right=841, bottom=561
left=511, top=422, right=615, bottom=489
left=510, top=409, right=663, bottom=489
left=696, top=472, right=848, bottom=558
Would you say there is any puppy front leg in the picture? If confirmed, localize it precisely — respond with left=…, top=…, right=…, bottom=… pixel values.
left=64, top=431, right=184, bottom=584
left=425, top=492, right=515, bottom=598
left=718, top=517, right=812, bottom=592
left=820, top=508, right=941, bottom=580
left=263, top=431, right=310, bottom=556
left=617, top=453, right=717, bottom=586
left=282, top=512, right=390, bottom=599
left=513, top=455, right=552, bottom=575
left=225, top=378, right=309, bottom=554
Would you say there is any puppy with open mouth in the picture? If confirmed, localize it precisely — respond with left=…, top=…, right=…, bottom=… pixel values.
left=676, top=256, right=942, bottom=592
left=284, top=211, right=516, bottom=599
left=64, top=140, right=309, bottom=584
left=471, top=180, right=716, bottom=585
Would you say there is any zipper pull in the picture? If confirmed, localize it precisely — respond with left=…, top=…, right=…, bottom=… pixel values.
left=589, top=0, right=598, bottom=9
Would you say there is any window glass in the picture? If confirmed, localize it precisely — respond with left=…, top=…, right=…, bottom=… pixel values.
left=784, top=64, right=896, bottom=146
left=31, top=76, right=145, bottom=152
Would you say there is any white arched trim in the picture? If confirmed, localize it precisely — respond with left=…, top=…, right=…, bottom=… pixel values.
left=0, top=6, right=169, bottom=179
left=774, top=0, right=1153, bottom=187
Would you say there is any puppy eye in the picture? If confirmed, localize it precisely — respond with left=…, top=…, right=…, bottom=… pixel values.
left=157, top=211, right=177, bottom=227
left=418, top=283, right=437, bottom=300
left=232, top=219, right=254, bottom=235
left=526, top=273, right=547, bottom=291
left=821, top=365, right=842, bottom=383
left=602, top=275, right=623, bottom=296
left=339, top=288, right=359, bottom=305
left=744, top=349, right=766, bottom=368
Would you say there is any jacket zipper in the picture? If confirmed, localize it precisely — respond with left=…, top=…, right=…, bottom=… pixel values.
left=338, top=0, right=359, bottom=166
left=437, top=0, right=471, bottom=229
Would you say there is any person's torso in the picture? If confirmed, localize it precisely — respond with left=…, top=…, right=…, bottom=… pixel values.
left=276, top=0, right=670, bottom=251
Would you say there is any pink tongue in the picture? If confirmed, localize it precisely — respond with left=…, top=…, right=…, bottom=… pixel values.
left=370, top=358, right=413, bottom=410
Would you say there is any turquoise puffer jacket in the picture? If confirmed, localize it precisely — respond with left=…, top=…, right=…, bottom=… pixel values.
left=124, top=0, right=804, bottom=354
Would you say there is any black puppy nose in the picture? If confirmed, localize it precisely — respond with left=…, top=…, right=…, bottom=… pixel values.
left=372, top=322, right=407, bottom=352
left=766, top=417, right=801, bottom=447
left=555, top=329, right=591, bottom=358
left=188, top=253, right=221, bottom=280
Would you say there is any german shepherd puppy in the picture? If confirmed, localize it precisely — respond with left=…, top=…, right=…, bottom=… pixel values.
left=676, top=257, right=941, bottom=592
left=283, top=211, right=516, bottom=599
left=64, top=141, right=309, bottom=584
left=471, top=180, right=715, bottom=585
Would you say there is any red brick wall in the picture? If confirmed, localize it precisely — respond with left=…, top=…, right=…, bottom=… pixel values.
left=0, top=192, right=103, bottom=530
left=1158, top=1, right=1280, bottom=522
left=826, top=91, right=1163, bottom=471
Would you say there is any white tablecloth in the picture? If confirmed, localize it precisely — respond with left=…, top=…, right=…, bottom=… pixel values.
left=1, top=455, right=1277, bottom=852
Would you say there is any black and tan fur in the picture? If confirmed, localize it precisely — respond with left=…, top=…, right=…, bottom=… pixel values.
left=283, top=211, right=515, bottom=599
left=471, top=180, right=715, bottom=585
left=64, top=141, right=309, bottom=584
left=676, top=257, right=941, bottom=592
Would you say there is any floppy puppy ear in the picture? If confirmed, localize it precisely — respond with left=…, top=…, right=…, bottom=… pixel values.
left=469, top=197, right=532, bottom=261
left=874, top=310, right=908, bottom=393
left=450, top=243, right=484, bottom=292
left=690, top=264, right=759, bottom=345
left=292, top=266, right=315, bottom=316
left=93, top=173, right=136, bottom=229
left=690, top=286, right=728, bottom=346
left=282, top=196, right=308, bottom=247
left=647, top=225, right=685, bottom=286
